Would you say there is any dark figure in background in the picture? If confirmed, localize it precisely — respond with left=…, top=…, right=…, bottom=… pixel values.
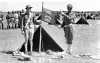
left=56, top=12, right=64, bottom=25
left=17, top=11, right=21, bottom=28
left=14, top=11, right=19, bottom=29
left=6, top=12, right=11, bottom=29
left=0, top=14, right=3, bottom=29
left=10, top=11, right=15, bottom=29
left=19, top=9, right=25, bottom=30
left=54, top=12, right=61, bottom=25
left=61, top=4, right=75, bottom=55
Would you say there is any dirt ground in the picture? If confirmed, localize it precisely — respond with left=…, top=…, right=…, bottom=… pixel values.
left=0, top=20, right=100, bottom=63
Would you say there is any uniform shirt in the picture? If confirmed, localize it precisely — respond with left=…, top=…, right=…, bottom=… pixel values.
left=0, top=15, right=3, bottom=21
left=23, top=12, right=35, bottom=29
left=14, top=13, right=19, bottom=22
left=9, top=13, right=15, bottom=22
left=61, top=12, right=75, bottom=27
left=14, top=13, right=19, bottom=19
left=6, top=14, right=10, bottom=19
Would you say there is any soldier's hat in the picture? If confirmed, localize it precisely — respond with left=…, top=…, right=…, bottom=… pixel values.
left=25, top=5, right=32, bottom=9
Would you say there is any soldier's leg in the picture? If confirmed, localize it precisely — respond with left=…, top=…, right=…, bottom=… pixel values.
left=7, top=22, right=9, bottom=29
left=8, top=22, right=10, bottom=29
left=9, top=22, right=11, bottom=29
left=0, top=22, right=2, bottom=29
left=15, top=21, right=17, bottom=29
left=2, top=23, right=3, bottom=30
left=29, top=29, right=34, bottom=55
left=17, top=22, right=18, bottom=28
left=66, top=27, right=73, bottom=54
left=67, top=44, right=72, bottom=54
left=13, top=22, right=15, bottom=29
left=11, top=22, right=13, bottom=29
left=16, top=20, right=19, bottom=28
left=0, top=22, right=3, bottom=30
left=14, top=22, right=15, bottom=29
left=7, top=21, right=10, bottom=29
left=16, top=22, right=18, bottom=29
left=0, top=23, right=1, bottom=29
left=24, top=30, right=29, bottom=54
left=15, top=22, right=16, bottom=29
left=6, top=20, right=8, bottom=29
left=12, top=21, right=15, bottom=29
left=29, top=33, right=33, bottom=54
left=64, top=27, right=71, bottom=54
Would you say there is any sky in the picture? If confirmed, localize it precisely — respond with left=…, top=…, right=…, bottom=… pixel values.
left=0, top=0, right=100, bottom=12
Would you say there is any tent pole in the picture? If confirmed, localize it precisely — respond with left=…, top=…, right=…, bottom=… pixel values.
left=39, top=25, right=42, bottom=53
left=39, top=2, right=44, bottom=53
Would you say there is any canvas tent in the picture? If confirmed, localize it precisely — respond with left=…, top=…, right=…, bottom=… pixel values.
left=76, top=17, right=89, bottom=25
left=86, top=15, right=93, bottom=19
left=19, top=22, right=67, bottom=52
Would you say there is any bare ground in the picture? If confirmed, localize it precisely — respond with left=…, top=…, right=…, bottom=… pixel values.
left=0, top=20, right=100, bottom=63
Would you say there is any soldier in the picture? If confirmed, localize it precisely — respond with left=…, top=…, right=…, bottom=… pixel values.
left=10, top=11, right=15, bottom=29
left=21, top=5, right=37, bottom=55
left=14, top=11, right=19, bottom=29
left=13, top=6, right=41, bottom=57
left=61, top=4, right=75, bottom=55
left=6, top=12, right=11, bottom=29
left=20, top=9, right=25, bottom=31
left=56, top=12, right=63, bottom=25
left=0, top=14, right=3, bottom=29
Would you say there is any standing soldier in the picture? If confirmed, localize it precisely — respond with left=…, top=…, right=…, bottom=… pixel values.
left=11, top=11, right=15, bottom=29
left=14, top=11, right=19, bottom=29
left=20, top=9, right=25, bottom=31
left=21, top=5, right=37, bottom=55
left=0, top=14, right=3, bottom=29
left=61, top=4, right=75, bottom=55
left=12, top=6, right=40, bottom=57
left=6, top=12, right=11, bottom=29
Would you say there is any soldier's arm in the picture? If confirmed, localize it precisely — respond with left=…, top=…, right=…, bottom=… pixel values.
left=21, top=15, right=24, bottom=31
left=33, top=13, right=41, bottom=25
left=61, top=19, right=65, bottom=28
left=70, top=13, right=76, bottom=24
left=61, top=12, right=71, bottom=19
left=34, top=14, right=41, bottom=21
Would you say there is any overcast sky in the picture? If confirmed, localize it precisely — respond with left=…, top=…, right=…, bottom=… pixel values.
left=0, top=0, right=100, bottom=12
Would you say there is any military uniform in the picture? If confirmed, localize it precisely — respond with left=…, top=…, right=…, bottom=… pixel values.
left=10, top=13, right=15, bottom=29
left=14, top=13, right=19, bottom=28
left=22, top=12, right=35, bottom=34
left=22, top=9, right=36, bottom=54
left=61, top=12, right=75, bottom=44
left=6, top=13, right=11, bottom=29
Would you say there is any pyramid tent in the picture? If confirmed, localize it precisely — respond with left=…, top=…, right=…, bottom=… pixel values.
left=86, top=15, right=92, bottom=19
left=19, top=22, right=66, bottom=52
left=76, top=17, right=89, bottom=25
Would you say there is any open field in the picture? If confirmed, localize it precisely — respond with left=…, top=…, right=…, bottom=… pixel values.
left=0, top=20, right=100, bottom=63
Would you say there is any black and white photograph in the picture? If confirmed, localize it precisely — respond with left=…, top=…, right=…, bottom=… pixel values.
left=0, top=0, right=100, bottom=63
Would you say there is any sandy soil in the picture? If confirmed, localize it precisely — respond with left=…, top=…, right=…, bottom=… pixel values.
left=0, top=20, right=100, bottom=63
